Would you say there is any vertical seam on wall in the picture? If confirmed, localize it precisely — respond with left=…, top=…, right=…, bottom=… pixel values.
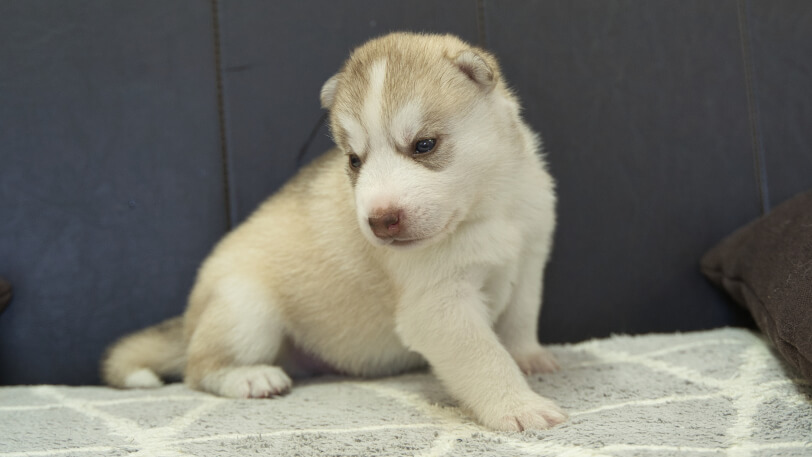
left=476, top=0, right=488, bottom=48
left=736, top=0, right=770, bottom=215
left=210, top=0, right=235, bottom=230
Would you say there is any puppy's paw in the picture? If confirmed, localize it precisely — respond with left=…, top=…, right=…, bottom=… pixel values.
left=481, top=394, right=567, bottom=431
left=509, top=344, right=560, bottom=374
left=124, top=368, right=164, bottom=389
left=218, top=365, right=292, bottom=399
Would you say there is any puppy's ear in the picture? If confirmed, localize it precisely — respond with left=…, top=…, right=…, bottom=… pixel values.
left=320, top=74, right=340, bottom=109
left=454, top=50, right=496, bottom=90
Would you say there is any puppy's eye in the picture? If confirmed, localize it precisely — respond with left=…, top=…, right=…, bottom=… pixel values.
left=348, top=153, right=362, bottom=169
left=414, top=139, right=436, bottom=154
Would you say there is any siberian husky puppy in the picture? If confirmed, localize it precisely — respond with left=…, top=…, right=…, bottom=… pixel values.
left=102, top=32, right=564, bottom=431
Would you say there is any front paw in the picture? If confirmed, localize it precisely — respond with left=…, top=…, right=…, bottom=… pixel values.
left=217, top=365, right=292, bottom=399
left=479, top=393, right=568, bottom=431
left=509, top=344, right=560, bottom=374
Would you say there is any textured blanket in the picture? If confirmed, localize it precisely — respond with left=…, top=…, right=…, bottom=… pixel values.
left=2, top=328, right=810, bottom=456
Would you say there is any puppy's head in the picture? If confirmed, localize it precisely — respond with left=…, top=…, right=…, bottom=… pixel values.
left=321, top=33, right=520, bottom=249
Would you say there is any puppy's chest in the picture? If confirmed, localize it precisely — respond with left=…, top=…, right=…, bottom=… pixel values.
left=454, top=218, right=528, bottom=320
left=479, top=261, right=521, bottom=322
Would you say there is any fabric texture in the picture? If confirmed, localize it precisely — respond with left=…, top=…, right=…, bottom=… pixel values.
left=701, top=189, right=812, bottom=382
left=1, top=328, right=810, bottom=457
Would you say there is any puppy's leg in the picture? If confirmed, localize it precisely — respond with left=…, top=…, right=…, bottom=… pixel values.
left=185, top=282, right=292, bottom=399
left=496, top=252, right=559, bottom=374
left=396, top=281, right=566, bottom=431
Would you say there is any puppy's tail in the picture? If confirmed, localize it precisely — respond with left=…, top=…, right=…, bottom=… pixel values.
left=101, top=316, right=186, bottom=388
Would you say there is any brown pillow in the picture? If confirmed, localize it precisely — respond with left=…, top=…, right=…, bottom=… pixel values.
left=701, top=190, right=812, bottom=382
left=0, top=277, right=11, bottom=315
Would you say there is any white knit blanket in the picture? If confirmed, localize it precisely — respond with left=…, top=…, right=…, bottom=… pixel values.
left=1, top=328, right=810, bottom=456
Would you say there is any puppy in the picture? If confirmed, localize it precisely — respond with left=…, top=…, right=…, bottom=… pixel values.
left=102, top=32, right=565, bottom=431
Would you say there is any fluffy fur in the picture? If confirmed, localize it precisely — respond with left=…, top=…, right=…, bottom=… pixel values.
left=102, top=33, right=564, bottom=431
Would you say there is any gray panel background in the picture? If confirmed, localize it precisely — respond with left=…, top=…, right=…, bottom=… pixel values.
left=0, top=1, right=226, bottom=384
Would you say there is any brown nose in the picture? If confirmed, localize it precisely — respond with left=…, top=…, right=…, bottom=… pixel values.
left=368, top=210, right=401, bottom=239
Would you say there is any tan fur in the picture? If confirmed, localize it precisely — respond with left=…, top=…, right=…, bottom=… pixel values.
left=101, top=317, right=185, bottom=387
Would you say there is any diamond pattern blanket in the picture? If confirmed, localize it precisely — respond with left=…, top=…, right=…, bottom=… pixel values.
left=1, top=328, right=810, bottom=456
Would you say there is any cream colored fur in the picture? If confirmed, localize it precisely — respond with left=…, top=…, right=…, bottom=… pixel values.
left=102, top=33, right=564, bottom=431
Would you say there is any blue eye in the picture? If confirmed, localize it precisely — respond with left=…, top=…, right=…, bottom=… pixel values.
left=415, top=139, right=436, bottom=154
left=349, top=154, right=362, bottom=169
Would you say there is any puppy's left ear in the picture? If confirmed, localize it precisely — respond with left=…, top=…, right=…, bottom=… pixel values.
left=320, top=74, right=340, bottom=110
left=454, top=50, right=497, bottom=90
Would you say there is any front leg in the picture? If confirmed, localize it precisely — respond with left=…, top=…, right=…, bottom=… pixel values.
left=395, top=281, right=566, bottom=431
left=496, top=249, right=559, bottom=374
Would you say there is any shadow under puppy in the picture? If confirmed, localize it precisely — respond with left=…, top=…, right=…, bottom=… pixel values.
left=102, top=32, right=564, bottom=431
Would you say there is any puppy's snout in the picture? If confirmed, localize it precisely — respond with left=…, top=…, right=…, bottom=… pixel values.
left=368, top=210, right=402, bottom=239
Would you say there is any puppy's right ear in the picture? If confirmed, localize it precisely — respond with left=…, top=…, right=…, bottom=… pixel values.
left=454, top=50, right=496, bottom=90
left=320, top=74, right=340, bottom=110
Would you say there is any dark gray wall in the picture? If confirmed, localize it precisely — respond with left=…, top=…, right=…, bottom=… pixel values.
left=0, top=1, right=227, bottom=385
left=1, top=0, right=810, bottom=385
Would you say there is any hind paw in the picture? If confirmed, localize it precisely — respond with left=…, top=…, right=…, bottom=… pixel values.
left=509, top=344, right=560, bottom=374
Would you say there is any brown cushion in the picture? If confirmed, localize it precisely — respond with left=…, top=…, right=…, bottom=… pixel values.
left=0, top=278, right=11, bottom=315
left=701, top=190, right=812, bottom=382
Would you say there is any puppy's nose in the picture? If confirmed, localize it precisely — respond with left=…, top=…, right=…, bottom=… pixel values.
left=368, top=210, right=401, bottom=239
